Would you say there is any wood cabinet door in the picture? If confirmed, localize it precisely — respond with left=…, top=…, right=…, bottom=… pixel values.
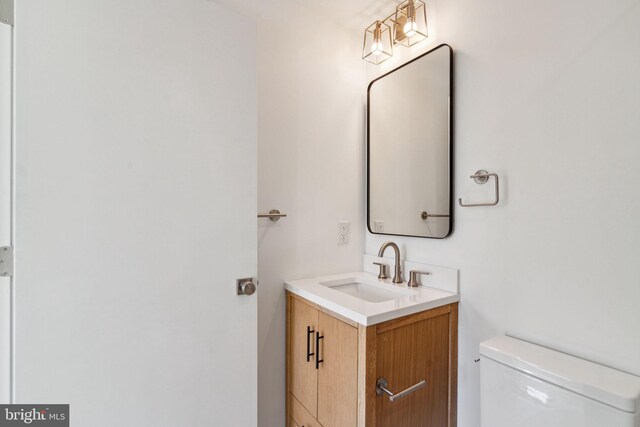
left=375, top=312, right=451, bottom=427
left=289, top=297, right=319, bottom=417
left=291, top=394, right=323, bottom=427
left=317, top=311, right=358, bottom=427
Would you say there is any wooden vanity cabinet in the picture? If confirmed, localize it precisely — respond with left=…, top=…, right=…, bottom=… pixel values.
left=287, top=292, right=458, bottom=427
left=289, top=296, right=320, bottom=416
left=288, top=295, right=358, bottom=427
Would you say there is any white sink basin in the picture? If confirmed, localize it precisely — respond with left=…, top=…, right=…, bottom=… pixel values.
left=319, top=277, right=414, bottom=303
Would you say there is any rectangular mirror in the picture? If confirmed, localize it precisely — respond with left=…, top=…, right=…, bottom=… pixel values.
left=368, top=44, right=453, bottom=239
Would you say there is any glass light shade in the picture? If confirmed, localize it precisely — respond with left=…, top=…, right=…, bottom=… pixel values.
left=362, top=21, right=393, bottom=65
left=393, top=0, right=428, bottom=47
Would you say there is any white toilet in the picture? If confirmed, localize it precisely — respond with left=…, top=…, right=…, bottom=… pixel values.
left=480, top=335, right=640, bottom=427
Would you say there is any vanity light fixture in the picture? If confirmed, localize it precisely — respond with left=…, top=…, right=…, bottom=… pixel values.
left=362, top=20, right=393, bottom=65
left=393, top=0, right=428, bottom=47
left=363, top=0, right=429, bottom=64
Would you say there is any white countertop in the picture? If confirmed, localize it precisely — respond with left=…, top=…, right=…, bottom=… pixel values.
left=284, top=271, right=459, bottom=326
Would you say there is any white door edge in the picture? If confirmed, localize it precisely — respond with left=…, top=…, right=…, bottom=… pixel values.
left=0, top=20, right=14, bottom=404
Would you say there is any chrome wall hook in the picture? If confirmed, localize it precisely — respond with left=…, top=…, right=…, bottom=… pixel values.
left=458, top=170, right=500, bottom=207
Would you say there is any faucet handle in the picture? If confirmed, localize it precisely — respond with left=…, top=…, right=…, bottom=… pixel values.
left=408, top=270, right=431, bottom=287
left=373, top=262, right=389, bottom=280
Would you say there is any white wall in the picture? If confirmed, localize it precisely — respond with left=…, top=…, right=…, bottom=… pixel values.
left=365, top=0, right=640, bottom=426
left=255, top=5, right=365, bottom=427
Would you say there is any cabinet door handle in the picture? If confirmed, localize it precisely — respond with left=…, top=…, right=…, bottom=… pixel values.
left=315, top=332, right=324, bottom=369
left=376, top=378, right=427, bottom=402
left=306, top=326, right=315, bottom=362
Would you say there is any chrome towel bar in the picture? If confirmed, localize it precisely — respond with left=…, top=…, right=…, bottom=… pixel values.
left=458, top=170, right=500, bottom=207
left=376, top=378, right=427, bottom=402
left=257, top=209, right=287, bottom=222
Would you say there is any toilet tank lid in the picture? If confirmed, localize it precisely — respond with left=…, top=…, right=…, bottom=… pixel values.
left=480, top=335, right=640, bottom=413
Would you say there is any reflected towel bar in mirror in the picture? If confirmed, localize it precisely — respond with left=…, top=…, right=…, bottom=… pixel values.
left=458, top=170, right=500, bottom=207
left=257, top=209, right=287, bottom=222
left=421, top=211, right=450, bottom=220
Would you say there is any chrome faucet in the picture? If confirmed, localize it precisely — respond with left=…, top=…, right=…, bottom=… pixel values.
left=377, top=241, right=403, bottom=283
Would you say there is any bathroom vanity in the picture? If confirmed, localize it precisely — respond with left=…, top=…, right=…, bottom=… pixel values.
left=285, top=272, right=459, bottom=427
left=284, top=42, right=459, bottom=427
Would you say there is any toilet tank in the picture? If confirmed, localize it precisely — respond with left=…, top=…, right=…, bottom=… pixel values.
left=480, top=335, right=640, bottom=427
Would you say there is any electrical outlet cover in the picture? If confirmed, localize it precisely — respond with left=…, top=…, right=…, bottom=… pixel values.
left=338, top=221, right=350, bottom=244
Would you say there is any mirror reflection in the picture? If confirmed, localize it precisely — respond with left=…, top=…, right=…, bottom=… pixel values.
left=368, top=44, right=452, bottom=238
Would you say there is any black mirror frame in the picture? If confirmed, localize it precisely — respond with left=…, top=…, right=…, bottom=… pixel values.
left=366, top=43, right=454, bottom=239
